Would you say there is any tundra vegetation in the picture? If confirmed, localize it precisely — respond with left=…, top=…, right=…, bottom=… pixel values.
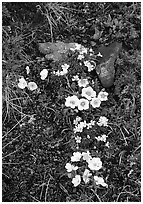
left=2, top=2, right=141, bottom=202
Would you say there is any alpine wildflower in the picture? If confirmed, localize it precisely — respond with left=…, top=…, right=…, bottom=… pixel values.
left=61, top=63, right=70, bottom=70
left=97, top=116, right=108, bottom=127
left=86, top=120, right=95, bottom=129
left=73, top=116, right=82, bottom=125
left=88, top=157, right=102, bottom=171
left=53, top=70, right=61, bottom=76
left=98, top=90, right=108, bottom=101
left=65, top=163, right=78, bottom=172
left=78, top=98, right=89, bottom=110
left=65, top=95, right=79, bottom=109
left=95, top=134, right=108, bottom=142
left=77, top=54, right=84, bottom=60
left=73, top=124, right=84, bottom=133
left=72, top=75, right=79, bottom=81
left=75, top=136, right=82, bottom=144
left=84, top=60, right=95, bottom=72
left=18, top=77, right=27, bottom=89
left=73, top=120, right=86, bottom=133
left=105, top=141, right=110, bottom=148
left=70, top=43, right=82, bottom=51
left=79, top=46, right=88, bottom=55
left=82, top=151, right=92, bottom=162
left=40, top=69, right=48, bottom=80
left=83, top=169, right=92, bottom=184
left=72, top=175, right=81, bottom=187
left=27, top=82, right=38, bottom=91
left=71, top=152, right=82, bottom=162
left=94, top=176, right=108, bottom=187
left=96, top=52, right=103, bottom=57
left=78, top=78, right=89, bottom=88
left=81, top=86, right=96, bottom=100
left=90, top=97, right=101, bottom=108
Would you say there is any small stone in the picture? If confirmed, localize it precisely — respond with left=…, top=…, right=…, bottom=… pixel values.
left=95, top=42, right=122, bottom=88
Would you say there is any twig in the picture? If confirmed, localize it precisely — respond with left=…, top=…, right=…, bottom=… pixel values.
left=91, top=189, right=102, bottom=202
left=44, top=177, right=51, bottom=202
left=30, top=195, right=40, bottom=202
left=120, top=127, right=128, bottom=146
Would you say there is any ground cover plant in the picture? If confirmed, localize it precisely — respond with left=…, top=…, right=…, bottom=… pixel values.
left=2, top=2, right=141, bottom=202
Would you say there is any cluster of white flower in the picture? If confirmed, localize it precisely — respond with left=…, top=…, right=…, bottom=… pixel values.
left=70, top=43, right=88, bottom=59
left=18, top=77, right=38, bottom=91
left=73, top=116, right=95, bottom=133
left=70, top=43, right=88, bottom=55
left=95, top=134, right=108, bottom=142
left=84, top=60, right=95, bottom=72
left=65, top=86, right=108, bottom=110
left=97, top=116, right=108, bottom=127
left=72, top=75, right=80, bottom=81
left=18, top=67, right=49, bottom=90
left=53, top=63, right=70, bottom=76
left=75, top=136, right=82, bottom=144
left=65, top=151, right=107, bottom=187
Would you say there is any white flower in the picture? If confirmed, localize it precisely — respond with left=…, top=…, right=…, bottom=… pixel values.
left=90, top=120, right=95, bottom=126
left=86, top=123, right=92, bottom=129
left=78, top=98, right=89, bottom=110
left=73, top=121, right=86, bottom=133
left=80, top=121, right=87, bottom=128
left=53, top=70, right=61, bottom=76
left=25, top=66, right=30, bottom=74
left=96, top=52, right=103, bottom=57
left=88, top=157, right=102, bottom=171
left=90, top=97, right=101, bottom=108
left=65, top=163, right=78, bottom=172
left=60, top=70, right=68, bottom=75
left=77, top=54, right=84, bottom=60
left=75, top=136, right=82, bottom=143
left=82, top=151, right=92, bottom=162
left=71, top=152, right=82, bottom=162
left=40, top=69, right=48, bottom=80
left=94, top=176, right=108, bottom=187
left=65, top=95, right=79, bottom=109
left=73, top=116, right=82, bottom=125
left=75, top=43, right=82, bottom=50
left=97, top=116, right=108, bottom=127
left=95, top=134, right=108, bottom=142
left=83, top=169, right=92, bottom=184
left=89, top=48, right=94, bottom=53
left=87, top=134, right=90, bottom=139
left=105, top=141, right=110, bottom=148
left=86, top=119, right=95, bottom=130
left=79, top=46, right=88, bottom=55
left=78, top=78, right=89, bottom=88
left=81, top=86, right=96, bottom=100
left=70, top=43, right=82, bottom=51
left=72, top=75, right=79, bottom=81
left=61, top=63, right=70, bottom=70
left=73, top=125, right=83, bottom=133
left=18, top=77, right=27, bottom=89
left=53, top=64, right=69, bottom=76
left=72, top=175, right=81, bottom=187
left=84, top=61, right=95, bottom=72
left=98, top=91, right=108, bottom=101
left=27, top=82, right=38, bottom=91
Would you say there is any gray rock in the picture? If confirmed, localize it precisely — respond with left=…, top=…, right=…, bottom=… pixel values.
left=96, top=42, right=122, bottom=88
